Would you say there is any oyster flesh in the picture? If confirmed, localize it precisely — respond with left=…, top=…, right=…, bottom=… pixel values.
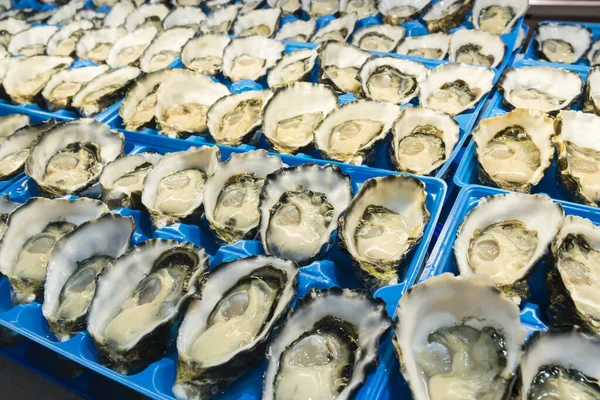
left=140, top=27, right=194, bottom=73
left=107, top=26, right=158, bottom=68
left=449, top=28, right=506, bottom=68
left=267, top=49, right=318, bottom=88
left=377, top=0, right=431, bottom=25
left=318, top=41, right=371, bottom=95
left=301, top=0, right=340, bottom=17
left=222, top=36, right=285, bottom=82
left=42, top=65, right=110, bottom=111
left=340, top=0, right=377, bottom=18
left=76, top=27, right=126, bottom=63
left=232, top=8, right=282, bottom=38
left=535, top=22, right=592, bottom=65
left=310, top=12, right=357, bottom=44
left=422, top=0, right=473, bottom=33
left=472, top=0, right=528, bottom=34
left=46, top=20, right=94, bottom=57
left=584, top=66, right=600, bottom=116
left=395, top=32, right=450, bottom=60
left=181, top=33, right=231, bottom=75
left=274, top=19, right=315, bottom=42
left=351, top=24, right=406, bottom=52
left=8, top=25, right=58, bottom=56
left=0, top=114, right=29, bottom=144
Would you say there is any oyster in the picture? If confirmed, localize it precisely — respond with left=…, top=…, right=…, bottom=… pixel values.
left=124, top=3, right=170, bottom=32
left=26, top=10, right=53, bottom=24
left=584, top=66, right=600, bottom=116
left=71, top=66, right=141, bottom=117
left=233, top=8, right=282, bottom=38
left=155, top=71, right=230, bottom=137
left=43, top=214, right=135, bottom=342
left=0, top=197, right=108, bottom=304
left=499, top=65, right=584, bottom=113
left=340, top=0, right=377, bottom=18
left=25, top=119, right=124, bottom=197
left=454, top=192, right=563, bottom=300
left=206, top=90, right=274, bottom=146
left=274, top=19, right=315, bottom=42
left=358, top=56, right=428, bottom=104
left=351, top=25, right=406, bottom=52
left=205, top=0, right=234, bottom=12
left=554, top=110, right=600, bottom=207
left=310, top=12, right=357, bottom=44
left=419, top=63, right=494, bottom=116
left=377, top=0, right=431, bottom=25
left=267, top=0, right=301, bottom=15
left=395, top=32, right=450, bottom=60
left=174, top=255, right=298, bottom=399
left=204, top=151, right=283, bottom=243
left=107, top=26, right=158, bottom=68
left=162, top=7, right=206, bottom=30
left=87, top=239, right=208, bottom=374
left=473, top=108, right=554, bottom=192
left=422, top=0, right=473, bottom=33
left=222, top=37, right=285, bottom=82
left=76, top=27, right=126, bottom=63
left=199, top=4, right=239, bottom=34
left=394, top=274, right=526, bottom=400
left=267, top=49, right=318, bottom=87
left=119, top=68, right=175, bottom=131
left=46, top=0, right=85, bottom=25
left=449, top=28, right=506, bottom=68
left=181, top=34, right=231, bottom=75
left=47, top=20, right=94, bottom=57
left=472, top=0, right=528, bottom=34
left=173, top=0, right=202, bottom=5
left=301, top=0, right=340, bottom=17
left=103, top=1, right=135, bottom=28
left=259, top=164, right=352, bottom=264
left=141, top=147, right=219, bottom=228
left=0, top=114, right=29, bottom=144
left=140, top=27, right=195, bottom=73
left=588, top=39, right=600, bottom=66
left=75, top=9, right=107, bottom=28
left=262, top=82, right=338, bottom=153
left=4, top=56, right=73, bottom=104
left=535, top=23, right=592, bottom=65
left=318, top=41, right=370, bottom=95
left=391, top=106, right=460, bottom=175
left=8, top=25, right=59, bottom=56
left=339, top=175, right=429, bottom=289
left=99, top=153, right=162, bottom=209
left=240, top=0, right=265, bottom=14
left=0, top=196, right=19, bottom=241
left=263, top=288, right=391, bottom=399
left=0, top=18, right=30, bottom=47
left=42, top=65, right=110, bottom=111
left=0, top=119, right=56, bottom=180
left=314, top=100, right=399, bottom=164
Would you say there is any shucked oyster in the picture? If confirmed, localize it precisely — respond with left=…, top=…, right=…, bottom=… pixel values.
left=262, top=82, right=338, bottom=153
left=310, top=12, right=357, bottom=44
left=472, top=0, right=528, bottom=34
left=46, top=20, right=94, bottom=57
left=162, top=6, right=206, bottom=30
left=25, top=119, right=124, bottom=197
left=199, top=4, right=239, bottom=34
left=0, top=18, right=30, bottom=47
left=267, top=0, right=301, bottom=15
left=140, top=27, right=195, bottom=73
left=124, top=3, right=169, bottom=32
left=103, top=0, right=135, bottom=28
left=449, top=28, right=506, bottom=68
left=222, top=36, right=285, bottom=82
left=0, top=196, right=19, bottom=241
left=422, top=0, right=473, bottom=33
left=99, top=153, right=162, bottom=209
left=76, top=27, right=126, bottom=63
left=107, top=26, right=158, bottom=68
left=0, top=197, right=108, bottom=304
left=535, top=23, right=592, bottom=65
left=267, top=49, right=318, bottom=88
left=8, top=25, right=58, bottom=56
left=340, top=0, right=377, bottom=18
left=473, top=108, right=554, bottom=192
left=454, top=192, right=563, bottom=301
left=301, top=0, right=340, bottom=17
left=377, top=0, right=431, bottom=25
left=274, top=19, right=315, bottom=42
left=181, top=33, right=231, bottom=75
left=259, top=164, right=352, bottom=264
left=204, top=151, right=283, bottom=243
left=318, top=41, right=370, bottom=95
left=263, top=288, right=391, bottom=399
left=584, top=66, right=600, bottom=116
left=87, top=239, right=208, bottom=374
left=174, top=255, right=298, bottom=400
left=588, top=39, right=600, bottom=66
left=141, top=146, right=220, bottom=228
left=232, top=8, right=282, bottom=38
left=395, top=33, right=450, bottom=60
left=339, top=175, right=429, bottom=289
left=351, top=25, right=406, bottom=52
left=43, top=214, right=135, bottom=341
left=42, top=65, right=110, bottom=111
left=394, top=274, right=526, bottom=400
left=0, top=114, right=29, bottom=144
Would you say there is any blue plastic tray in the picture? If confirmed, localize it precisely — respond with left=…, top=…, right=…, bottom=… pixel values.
left=524, top=20, right=600, bottom=68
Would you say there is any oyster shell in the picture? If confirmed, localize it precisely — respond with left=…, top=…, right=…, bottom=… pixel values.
left=395, top=32, right=450, bottom=60
left=162, top=7, right=206, bottom=30
left=584, top=66, right=600, bottom=116
left=0, top=197, right=108, bottom=304
left=377, top=0, right=431, bottom=25
left=267, top=0, right=301, bottom=15
left=42, top=65, right=110, bottom=111
left=99, top=152, right=162, bottom=209
left=419, top=63, right=494, bottom=116
left=318, top=41, right=370, bottom=95
left=233, top=8, right=282, bottom=38
left=449, top=28, right=506, bottom=68
left=8, top=25, right=59, bottom=56
left=155, top=71, right=230, bottom=137
left=351, top=24, right=406, bottom=52
left=71, top=66, right=141, bottom=117
left=0, top=114, right=29, bottom=144
left=103, top=1, right=135, bottom=28
left=43, top=214, right=135, bottom=342
left=394, top=274, right=526, bottom=400
left=124, top=3, right=170, bottom=32
left=0, top=196, right=19, bottom=241
left=174, top=255, right=298, bottom=400
left=76, top=27, right=126, bottom=63
left=274, top=19, right=315, bottom=42
left=204, top=151, right=283, bottom=243
left=46, top=0, right=85, bottom=25
left=87, top=239, right=208, bottom=374
left=240, top=0, right=265, bottom=15
left=107, top=26, right=158, bottom=68
left=267, top=48, right=318, bottom=87
left=358, top=56, right=428, bottom=104
left=535, top=23, right=592, bottom=65
left=0, top=18, right=30, bottom=47
left=473, top=108, right=554, bottom=192
left=454, top=192, right=563, bottom=300
left=47, top=20, right=94, bottom=57
left=25, top=119, right=124, bottom=197
left=262, top=82, right=338, bottom=153
left=588, top=39, right=600, bottom=66
left=499, top=65, right=584, bottom=113
left=75, top=9, right=107, bottom=28
left=310, top=12, right=357, bottom=44
left=4, top=56, right=73, bottom=104
left=199, top=4, right=239, bottom=34
left=422, top=0, right=473, bottom=33
left=301, top=0, right=340, bottom=17
left=205, top=0, right=234, bottom=12
left=181, top=33, right=231, bottom=75
left=263, top=288, right=391, bottom=399
left=314, top=99, right=399, bottom=164
left=222, top=36, right=285, bottom=82
left=140, top=27, right=195, bottom=73
left=259, top=164, right=352, bottom=264
left=206, top=90, right=274, bottom=146
left=340, top=0, right=377, bottom=18
left=472, top=0, right=528, bottom=34
left=339, top=174, right=429, bottom=289
left=391, top=106, right=460, bottom=175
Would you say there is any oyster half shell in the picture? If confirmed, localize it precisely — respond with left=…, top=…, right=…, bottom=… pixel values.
left=584, top=66, right=600, bottom=116
left=422, top=0, right=473, bottom=33
left=449, top=28, right=506, bottom=68
left=181, top=33, right=231, bottom=75
left=267, top=49, right=318, bottom=88
left=8, top=25, right=58, bottom=56
left=222, top=36, right=285, bottom=82
left=318, top=41, right=370, bottom=95
left=47, top=20, right=94, bottom=57
left=140, top=27, right=195, bottom=73
left=42, top=65, right=110, bottom=111
left=4, top=56, right=73, bottom=104
left=472, top=0, right=528, bottom=34
left=395, top=32, right=450, bottom=60
left=535, top=22, right=592, bottom=65
left=377, top=0, right=431, bottom=25
left=351, top=24, right=406, bottom=52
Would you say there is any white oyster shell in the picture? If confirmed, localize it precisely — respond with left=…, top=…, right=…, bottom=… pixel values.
left=8, top=25, right=59, bottom=56
left=267, top=48, right=318, bottom=88
left=4, top=56, right=73, bottom=104
left=125, top=3, right=169, bottom=32
left=140, top=27, right=195, bottom=73
left=76, top=27, right=126, bottom=63
left=222, top=36, right=285, bottom=82
left=162, top=6, right=206, bottom=30
left=181, top=33, right=231, bottom=75
left=472, top=0, right=528, bottom=34
left=232, top=8, right=282, bottom=38
left=351, top=24, right=406, bottom=52
left=42, top=65, right=110, bottom=111
left=396, top=32, right=450, bottom=60
left=310, top=12, right=357, bottom=44
left=449, top=28, right=506, bottom=68
left=47, top=20, right=94, bottom=57
left=274, top=18, right=315, bottom=42
left=107, top=26, right=158, bottom=68
left=535, top=23, right=592, bottom=65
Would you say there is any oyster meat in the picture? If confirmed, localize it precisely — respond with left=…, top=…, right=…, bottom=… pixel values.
left=267, top=49, right=318, bottom=88
left=472, top=0, right=528, bottom=34
left=140, top=27, right=195, bottom=73
left=422, top=0, right=473, bottom=33
left=584, top=66, right=600, bottom=116
left=340, top=0, right=377, bottom=18
left=318, top=41, right=370, bottom=95
left=395, top=32, right=450, bottom=60
left=535, top=23, right=592, bottom=65
left=222, top=36, right=285, bottom=82
left=310, top=12, right=357, bottom=44
left=181, top=33, right=231, bottom=75
left=232, top=8, right=282, bottom=38
left=107, top=26, right=158, bottom=68
left=351, top=25, right=406, bottom=52
left=274, top=19, right=315, bottom=42
left=8, top=25, right=58, bottom=56
left=301, top=0, right=340, bottom=17
left=377, top=0, right=431, bottom=25
left=449, top=28, right=506, bottom=68
left=46, top=20, right=94, bottom=57
left=42, top=65, right=110, bottom=111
